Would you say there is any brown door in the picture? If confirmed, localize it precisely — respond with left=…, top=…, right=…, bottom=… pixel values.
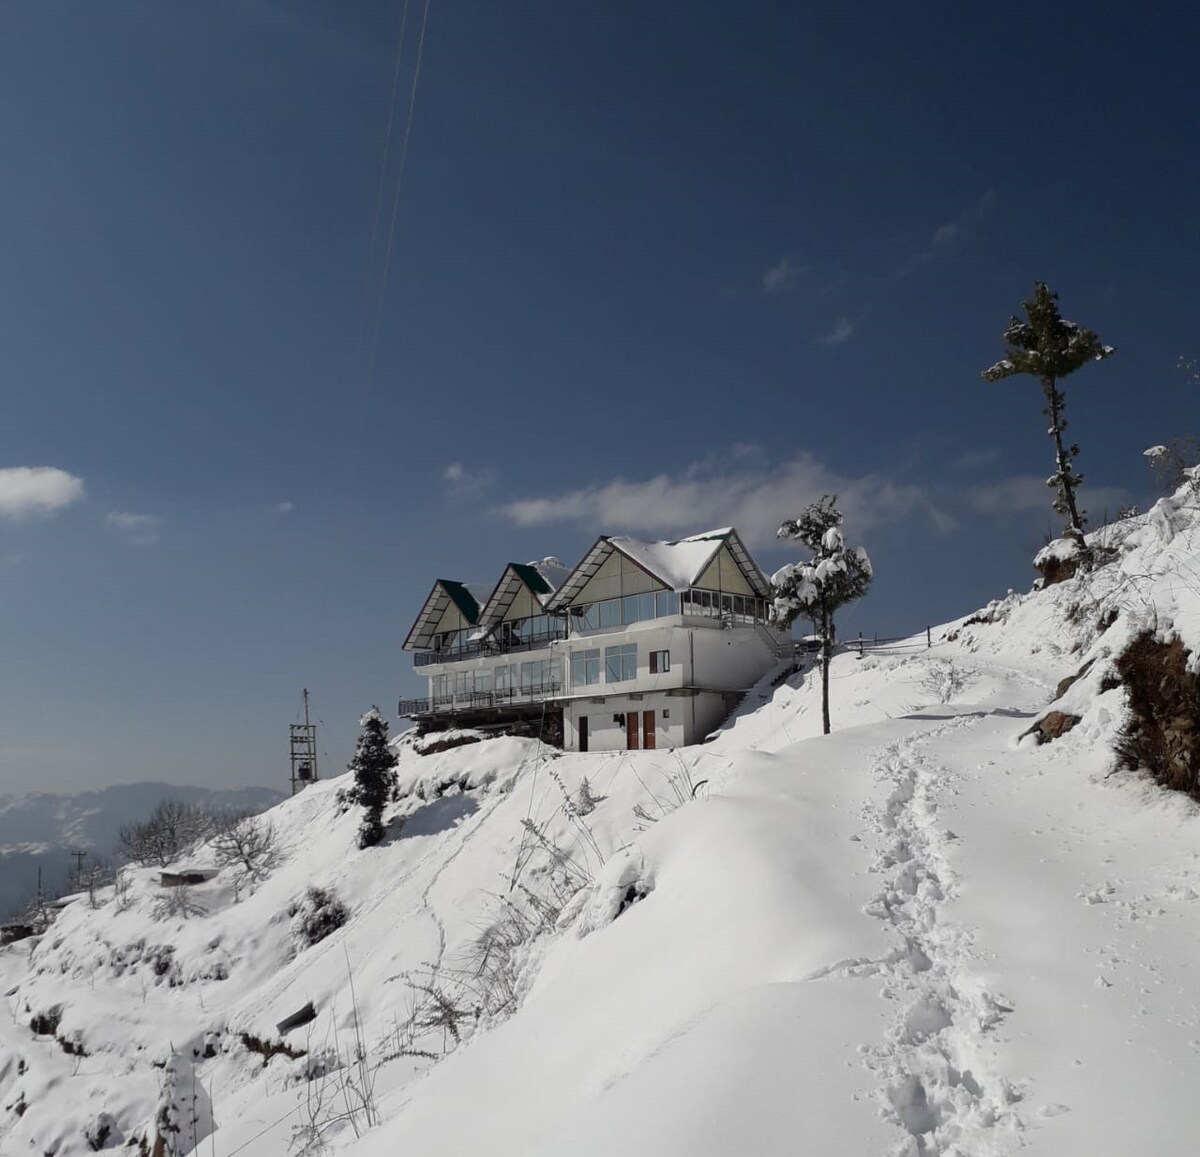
left=578, top=716, right=588, bottom=752
left=626, top=712, right=640, bottom=750
left=642, top=710, right=656, bottom=749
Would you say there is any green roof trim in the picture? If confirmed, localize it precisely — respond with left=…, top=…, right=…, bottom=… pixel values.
left=440, top=580, right=481, bottom=623
left=509, top=562, right=553, bottom=598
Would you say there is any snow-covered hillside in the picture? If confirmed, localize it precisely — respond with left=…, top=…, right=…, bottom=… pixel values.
left=2, top=480, right=1199, bottom=1157
left=0, top=783, right=284, bottom=920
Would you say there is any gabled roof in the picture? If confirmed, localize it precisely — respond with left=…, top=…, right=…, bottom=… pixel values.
left=545, top=527, right=772, bottom=611
left=476, top=558, right=569, bottom=630
left=402, top=579, right=486, bottom=651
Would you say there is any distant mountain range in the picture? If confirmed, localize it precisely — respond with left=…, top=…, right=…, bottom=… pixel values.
left=0, top=782, right=284, bottom=919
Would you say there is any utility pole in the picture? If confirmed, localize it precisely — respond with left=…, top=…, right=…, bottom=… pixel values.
left=290, top=688, right=319, bottom=795
left=70, top=849, right=87, bottom=891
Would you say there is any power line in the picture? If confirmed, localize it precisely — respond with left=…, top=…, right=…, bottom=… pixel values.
left=361, top=0, right=432, bottom=404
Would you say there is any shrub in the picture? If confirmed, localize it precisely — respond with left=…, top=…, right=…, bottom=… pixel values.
left=290, top=887, right=349, bottom=948
left=1115, top=632, right=1200, bottom=798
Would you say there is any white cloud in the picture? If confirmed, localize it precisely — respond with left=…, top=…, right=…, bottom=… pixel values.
left=500, top=449, right=952, bottom=548
left=106, top=510, right=163, bottom=545
left=274, top=501, right=294, bottom=515
left=822, top=316, right=855, bottom=345
left=444, top=461, right=496, bottom=496
left=0, top=467, right=85, bottom=521
left=762, top=257, right=802, bottom=295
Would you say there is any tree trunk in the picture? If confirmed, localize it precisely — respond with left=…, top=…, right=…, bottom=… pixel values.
left=1043, top=377, right=1086, bottom=541
left=820, top=607, right=831, bottom=735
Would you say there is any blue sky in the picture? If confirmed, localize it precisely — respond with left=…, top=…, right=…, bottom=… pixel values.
left=1, top=0, right=1196, bottom=794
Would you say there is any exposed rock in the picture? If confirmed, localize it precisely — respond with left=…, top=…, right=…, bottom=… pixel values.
left=1055, top=660, right=1095, bottom=700
left=1022, top=710, right=1082, bottom=745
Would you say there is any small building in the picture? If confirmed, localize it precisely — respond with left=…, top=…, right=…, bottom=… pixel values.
left=399, top=528, right=793, bottom=751
left=160, top=868, right=219, bottom=888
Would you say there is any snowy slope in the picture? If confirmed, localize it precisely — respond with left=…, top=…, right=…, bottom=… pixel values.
left=2, top=480, right=1199, bottom=1157
left=0, top=783, right=284, bottom=919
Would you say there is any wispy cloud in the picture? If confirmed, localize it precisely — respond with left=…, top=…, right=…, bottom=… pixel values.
left=273, top=501, right=294, bottom=515
left=932, top=222, right=958, bottom=248
left=499, top=448, right=953, bottom=548
left=444, top=461, right=496, bottom=497
left=0, top=467, right=85, bottom=521
left=951, top=447, right=1003, bottom=471
left=762, top=257, right=803, bottom=295
left=967, top=475, right=1129, bottom=520
left=893, top=189, right=997, bottom=281
left=106, top=510, right=163, bottom=545
left=822, top=316, right=855, bottom=345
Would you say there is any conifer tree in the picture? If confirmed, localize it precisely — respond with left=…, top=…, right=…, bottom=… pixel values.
left=350, top=707, right=398, bottom=849
left=981, top=282, right=1115, bottom=546
left=771, top=495, right=872, bottom=735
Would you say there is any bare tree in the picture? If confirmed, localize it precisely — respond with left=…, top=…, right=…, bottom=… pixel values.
left=119, top=800, right=214, bottom=867
left=211, top=814, right=281, bottom=895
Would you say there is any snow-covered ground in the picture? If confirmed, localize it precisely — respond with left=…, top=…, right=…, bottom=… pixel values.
left=2, top=480, right=1199, bottom=1156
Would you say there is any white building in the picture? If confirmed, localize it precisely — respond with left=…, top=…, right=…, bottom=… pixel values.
left=399, top=528, right=793, bottom=751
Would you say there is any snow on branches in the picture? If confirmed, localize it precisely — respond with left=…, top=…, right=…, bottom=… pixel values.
left=771, top=495, right=872, bottom=734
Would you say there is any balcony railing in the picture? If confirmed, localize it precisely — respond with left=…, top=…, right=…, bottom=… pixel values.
left=413, top=628, right=567, bottom=668
left=398, top=680, right=564, bottom=718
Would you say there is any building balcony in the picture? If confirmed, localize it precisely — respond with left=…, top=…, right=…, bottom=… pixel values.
left=412, top=627, right=567, bottom=668
left=399, top=679, right=564, bottom=718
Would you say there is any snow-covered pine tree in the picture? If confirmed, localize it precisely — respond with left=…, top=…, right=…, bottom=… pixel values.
left=771, top=495, right=872, bottom=735
left=350, top=707, right=398, bottom=849
left=981, top=282, right=1115, bottom=548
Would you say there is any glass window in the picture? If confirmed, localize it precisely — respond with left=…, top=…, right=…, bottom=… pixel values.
left=656, top=590, right=679, bottom=617
left=599, top=599, right=620, bottom=628
left=605, top=643, right=637, bottom=683
left=622, top=595, right=639, bottom=625
left=649, top=649, right=670, bottom=674
left=475, top=669, right=492, bottom=693
left=571, top=649, right=601, bottom=687
left=638, top=592, right=657, bottom=621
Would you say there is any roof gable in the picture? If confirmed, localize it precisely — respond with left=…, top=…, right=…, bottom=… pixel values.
left=402, top=579, right=484, bottom=651
left=477, top=558, right=568, bottom=628
left=545, top=527, right=772, bottom=610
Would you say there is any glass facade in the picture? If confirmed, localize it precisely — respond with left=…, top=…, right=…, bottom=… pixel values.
left=569, top=589, right=680, bottom=632
left=432, top=658, right=561, bottom=702
left=566, top=588, right=766, bottom=633
left=680, top=590, right=766, bottom=623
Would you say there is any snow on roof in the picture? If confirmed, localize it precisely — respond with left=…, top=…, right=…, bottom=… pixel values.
left=608, top=528, right=733, bottom=591
left=545, top=527, right=772, bottom=612
left=527, top=557, right=570, bottom=598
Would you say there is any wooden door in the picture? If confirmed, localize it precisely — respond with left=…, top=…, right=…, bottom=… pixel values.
left=578, top=716, right=589, bottom=753
left=642, top=710, right=656, bottom=749
left=625, top=712, right=640, bottom=750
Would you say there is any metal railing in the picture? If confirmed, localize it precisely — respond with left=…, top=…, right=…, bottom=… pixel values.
left=398, top=680, right=564, bottom=718
left=412, top=628, right=567, bottom=668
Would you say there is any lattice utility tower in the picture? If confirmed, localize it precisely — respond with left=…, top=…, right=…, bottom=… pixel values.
left=290, top=688, right=319, bottom=795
